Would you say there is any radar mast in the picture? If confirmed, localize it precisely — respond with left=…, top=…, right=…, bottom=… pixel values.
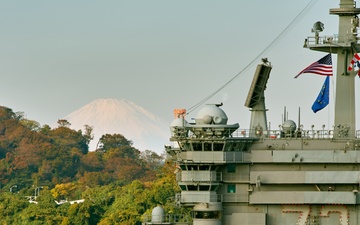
left=304, top=0, right=360, bottom=138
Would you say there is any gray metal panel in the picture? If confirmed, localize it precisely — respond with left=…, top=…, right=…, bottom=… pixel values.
left=180, top=191, right=220, bottom=203
left=180, top=152, right=225, bottom=163
left=250, top=171, right=360, bottom=184
left=222, top=193, right=248, bottom=203
left=306, top=171, right=360, bottom=183
left=252, top=150, right=360, bottom=163
left=250, top=171, right=305, bottom=184
left=179, top=151, right=249, bottom=163
left=181, top=171, right=218, bottom=182
left=193, top=219, right=221, bottom=225
left=249, top=191, right=356, bottom=204
left=225, top=213, right=266, bottom=225
left=250, top=150, right=273, bottom=162
left=224, top=152, right=248, bottom=162
left=272, top=150, right=360, bottom=163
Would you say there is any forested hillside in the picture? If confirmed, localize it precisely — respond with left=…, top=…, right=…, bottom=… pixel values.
left=0, top=106, right=188, bottom=224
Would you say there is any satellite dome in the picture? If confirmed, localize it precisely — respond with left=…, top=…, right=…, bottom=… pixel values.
left=195, top=105, right=228, bottom=125
left=170, top=118, right=188, bottom=136
left=151, top=205, right=165, bottom=223
left=282, top=120, right=297, bottom=133
left=170, top=117, right=188, bottom=130
left=171, top=117, right=188, bottom=128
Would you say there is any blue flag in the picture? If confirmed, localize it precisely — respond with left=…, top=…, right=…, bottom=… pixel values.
left=312, top=76, right=330, bottom=113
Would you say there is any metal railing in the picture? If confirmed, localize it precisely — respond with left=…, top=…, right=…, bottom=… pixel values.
left=171, top=126, right=360, bottom=140
left=304, top=34, right=359, bottom=46
left=179, top=151, right=246, bottom=163
left=176, top=171, right=221, bottom=182
left=142, top=214, right=190, bottom=224
left=176, top=193, right=222, bottom=203
left=232, top=128, right=360, bottom=139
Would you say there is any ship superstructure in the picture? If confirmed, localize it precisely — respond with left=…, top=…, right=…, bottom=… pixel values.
left=143, top=0, right=360, bottom=224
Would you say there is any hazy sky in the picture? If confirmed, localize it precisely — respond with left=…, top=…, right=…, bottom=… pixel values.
left=1, top=0, right=355, bottom=132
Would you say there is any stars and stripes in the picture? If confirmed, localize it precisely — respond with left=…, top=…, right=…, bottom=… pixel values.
left=294, top=54, right=333, bottom=78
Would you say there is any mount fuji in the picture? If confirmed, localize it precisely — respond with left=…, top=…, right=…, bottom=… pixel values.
left=63, top=98, right=171, bottom=154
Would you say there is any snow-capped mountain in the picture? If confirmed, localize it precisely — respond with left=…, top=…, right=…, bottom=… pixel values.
left=63, top=98, right=170, bottom=154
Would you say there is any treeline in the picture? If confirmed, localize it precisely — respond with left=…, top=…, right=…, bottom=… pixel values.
left=0, top=106, right=189, bottom=224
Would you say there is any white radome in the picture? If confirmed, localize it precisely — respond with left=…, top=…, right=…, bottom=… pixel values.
left=195, top=105, right=228, bottom=125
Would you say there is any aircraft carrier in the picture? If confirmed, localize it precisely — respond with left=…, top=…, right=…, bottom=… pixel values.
left=143, top=0, right=360, bottom=224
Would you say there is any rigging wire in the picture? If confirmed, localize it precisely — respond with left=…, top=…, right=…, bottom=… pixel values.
left=187, top=0, right=320, bottom=114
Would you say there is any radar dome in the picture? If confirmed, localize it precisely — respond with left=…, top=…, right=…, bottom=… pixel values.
left=170, top=118, right=188, bottom=136
left=151, top=205, right=165, bottom=223
left=195, top=105, right=228, bottom=125
left=282, top=120, right=297, bottom=133
left=171, top=118, right=188, bottom=130
left=171, top=117, right=188, bottom=128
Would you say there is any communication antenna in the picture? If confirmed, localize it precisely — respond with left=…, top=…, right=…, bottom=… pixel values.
left=311, top=21, right=324, bottom=44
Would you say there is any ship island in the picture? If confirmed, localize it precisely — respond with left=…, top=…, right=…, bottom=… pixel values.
left=143, top=0, right=360, bottom=224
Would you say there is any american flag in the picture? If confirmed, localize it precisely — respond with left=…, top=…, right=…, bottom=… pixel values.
left=294, top=54, right=333, bottom=78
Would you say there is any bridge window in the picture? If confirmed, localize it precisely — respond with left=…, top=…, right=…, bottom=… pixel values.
left=192, top=142, right=202, bottom=151
left=210, top=185, right=218, bottom=191
left=199, top=165, right=209, bottom=170
left=204, top=142, right=212, bottom=151
left=193, top=211, right=221, bottom=219
left=188, top=165, right=197, bottom=170
left=227, top=164, right=236, bottom=173
left=213, top=142, right=224, bottom=151
left=199, top=185, right=210, bottom=191
left=179, top=185, right=186, bottom=191
left=227, top=184, right=236, bottom=193
left=180, top=165, right=186, bottom=170
left=187, top=185, right=197, bottom=191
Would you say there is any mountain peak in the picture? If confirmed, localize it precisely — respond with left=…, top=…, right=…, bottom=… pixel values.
left=64, top=98, right=170, bottom=154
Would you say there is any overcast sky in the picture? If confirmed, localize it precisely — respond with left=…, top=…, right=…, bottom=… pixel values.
left=1, top=0, right=356, bottom=132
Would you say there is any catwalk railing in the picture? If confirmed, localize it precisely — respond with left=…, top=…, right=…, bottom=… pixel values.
left=173, top=127, right=360, bottom=139
left=304, top=34, right=359, bottom=46
left=142, top=214, right=190, bottom=224
left=231, top=128, right=360, bottom=139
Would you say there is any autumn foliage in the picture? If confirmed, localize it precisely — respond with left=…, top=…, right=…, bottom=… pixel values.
left=0, top=106, right=187, bottom=224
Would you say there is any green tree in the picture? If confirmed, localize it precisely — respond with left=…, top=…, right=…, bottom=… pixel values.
left=64, top=185, right=114, bottom=225
left=57, top=119, right=71, bottom=128
left=140, top=150, right=164, bottom=169
left=19, top=119, right=40, bottom=131
left=79, top=172, right=112, bottom=188
left=98, top=180, right=146, bottom=225
left=0, top=191, right=28, bottom=223
left=40, top=124, right=51, bottom=135
left=80, top=152, right=104, bottom=172
left=50, top=127, right=88, bottom=154
left=98, top=134, right=133, bottom=151
left=83, top=125, right=94, bottom=146
left=0, top=106, right=17, bottom=120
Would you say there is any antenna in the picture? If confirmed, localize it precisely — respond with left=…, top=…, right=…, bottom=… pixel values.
left=311, top=21, right=324, bottom=44
left=298, top=107, right=300, bottom=127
